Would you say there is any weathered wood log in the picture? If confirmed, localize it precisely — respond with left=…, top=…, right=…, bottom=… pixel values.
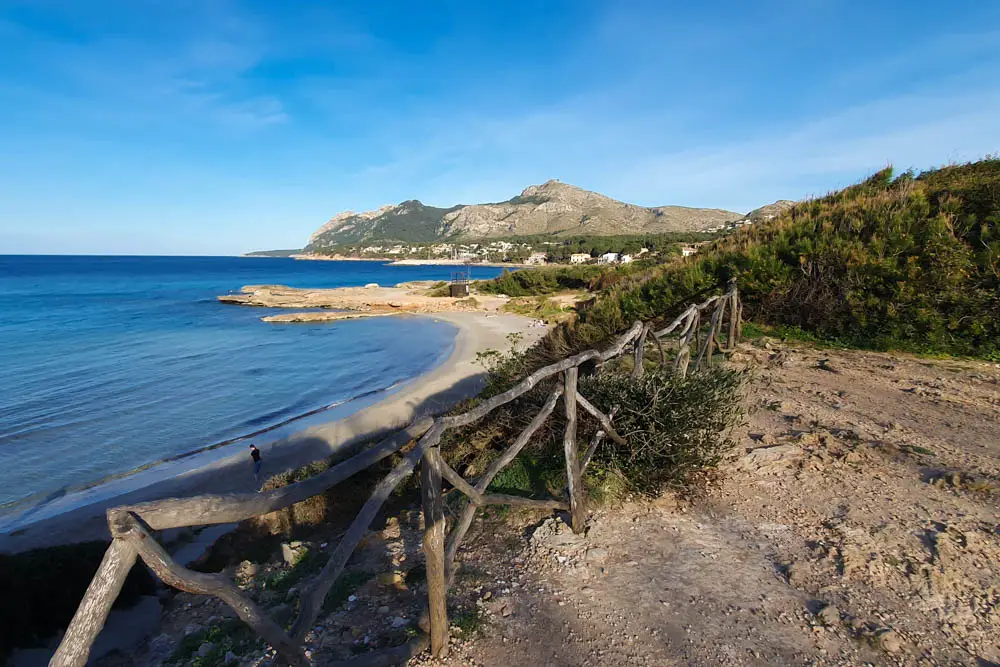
left=473, top=388, right=563, bottom=488
left=696, top=295, right=726, bottom=370
left=562, top=368, right=585, bottom=534
left=697, top=294, right=722, bottom=311
left=654, top=305, right=695, bottom=338
left=445, top=353, right=597, bottom=429
left=598, top=321, right=644, bottom=362
left=632, top=325, right=648, bottom=378
left=291, top=422, right=444, bottom=643
left=674, top=310, right=698, bottom=378
left=328, top=636, right=429, bottom=667
left=111, top=511, right=307, bottom=667
left=480, top=494, right=570, bottom=510
left=727, top=286, right=739, bottom=349
left=117, top=418, right=434, bottom=531
left=442, top=321, right=640, bottom=431
left=435, top=445, right=569, bottom=509
left=675, top=345, right=691, bottom=378
left=735, top=294, right=743, bottom=341
left=437, top=457, right=483, bottom=503
left=443, top=389, right=562, bottom=581
left=420, top=448, right=448, bottom=658
left=50, top=539, right=138, bottom=667
left=581, top=406, right=617, bottom=472
left=650, top=329, right=667, bottom=366
left=581, top=430, right=606, bottom=473
left=576, top=393, right=626, bottom=445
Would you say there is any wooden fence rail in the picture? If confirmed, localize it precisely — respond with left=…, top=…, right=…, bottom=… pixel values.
left=51, top=282, right=741, bottom=667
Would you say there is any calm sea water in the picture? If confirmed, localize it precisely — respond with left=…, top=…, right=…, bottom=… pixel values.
left=0, top=256, right=502, bottom=510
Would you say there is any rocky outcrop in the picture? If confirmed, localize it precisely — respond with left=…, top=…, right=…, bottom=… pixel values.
left=306, top=180, right=743, bottom=249
left=218, top=283, right=505, bottom=316
left=261, top=312, right=392, bottom=324
left=744, top=200, right=796, bottom=223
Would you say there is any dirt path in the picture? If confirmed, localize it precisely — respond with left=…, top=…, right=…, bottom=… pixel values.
left=414, top=342, right=1000, bottom=666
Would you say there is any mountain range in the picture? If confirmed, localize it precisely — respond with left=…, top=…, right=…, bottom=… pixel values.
left=306, top=180, right=761, bottom=250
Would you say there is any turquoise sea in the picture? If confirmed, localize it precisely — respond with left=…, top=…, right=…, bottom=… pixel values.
left=0, top=256, right=502, bottom=512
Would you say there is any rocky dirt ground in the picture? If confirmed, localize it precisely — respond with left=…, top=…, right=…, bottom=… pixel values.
left=411, top=341, right=1000, bottom=667
left=113, top=340, right=1000, bottom=667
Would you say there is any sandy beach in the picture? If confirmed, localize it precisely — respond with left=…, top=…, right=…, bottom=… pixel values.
left=0, top=312, right=544, bottom=554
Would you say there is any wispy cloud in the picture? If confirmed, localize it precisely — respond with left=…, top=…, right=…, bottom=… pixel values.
left=310, top=24, right=1000, bottom=213
left=1, top=3, right=286, bottom=131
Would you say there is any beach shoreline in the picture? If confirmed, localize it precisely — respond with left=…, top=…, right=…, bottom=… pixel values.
left=0, top=311, right=544, bottom=554
left=285, top=253, right=530, bottom=268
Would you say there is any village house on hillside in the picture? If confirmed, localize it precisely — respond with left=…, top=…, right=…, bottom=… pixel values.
left=681, top=246, right=698, bottom=257
left=525, top=252, right=548, bottom=265
left=569, top=253, right=591, bottom=264
left=598, top=252, right=619, bottom=265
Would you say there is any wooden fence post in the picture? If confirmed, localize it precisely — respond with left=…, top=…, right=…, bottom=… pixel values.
left=727, top=285, right=739, bottom=349
left=695, top=296, right=728, bottom=372
left=632, top=326, right=648, bottom=379
left=421, top=448, right=448, bottom=658
left=674, top=310, right=697, bottom=378
left=50, top=539, right=138, bottom=667
left=562, top=367, right=585, bottom=534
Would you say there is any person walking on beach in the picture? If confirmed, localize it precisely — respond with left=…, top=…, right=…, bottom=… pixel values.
left=249, top=444, right=262, bottom=483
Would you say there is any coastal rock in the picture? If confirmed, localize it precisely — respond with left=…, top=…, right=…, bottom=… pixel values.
left=217, top=283, right=507, bottom=317
left=261, top=312, right=389, bottom=323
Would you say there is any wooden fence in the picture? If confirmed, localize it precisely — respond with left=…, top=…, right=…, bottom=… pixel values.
left=51, top=281, right=741, bottom=667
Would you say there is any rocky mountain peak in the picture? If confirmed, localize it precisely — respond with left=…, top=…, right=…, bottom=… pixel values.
left=305, top=181, right=746, bottom=250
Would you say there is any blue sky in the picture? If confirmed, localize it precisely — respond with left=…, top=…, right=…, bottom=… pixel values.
left=1, top=1, right=999, bottom=255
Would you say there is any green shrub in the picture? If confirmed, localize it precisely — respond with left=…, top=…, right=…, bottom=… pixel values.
left=169, top=618, right=262, bottom=667
left=259, top=547, right=325, bottom=597
left=502, top=296, right=569, bottom=323
left=427, top=281, right=451, bottom=297
left=451, top=607, right=488, bottom=636
left=476, top=265, right=604, bottom=296
left=0, top=542, right=156, bottom=660
left=579, top=367, right=747, bottom=495
left=562, top=159, right=1000, bottom=358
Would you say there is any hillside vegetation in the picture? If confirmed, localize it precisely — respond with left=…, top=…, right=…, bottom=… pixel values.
left=537, top=159, right=1000, bottom=359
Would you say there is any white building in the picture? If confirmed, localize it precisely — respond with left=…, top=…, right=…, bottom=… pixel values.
left=681, top=246, right=698, bottom=257
left=598, top=252, right=619, bottom=265
left=569, top=253, right=591, bottom=264
left=620, top=254, right=633, bottom=264
left=526, top=252, right=548, bottom=265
